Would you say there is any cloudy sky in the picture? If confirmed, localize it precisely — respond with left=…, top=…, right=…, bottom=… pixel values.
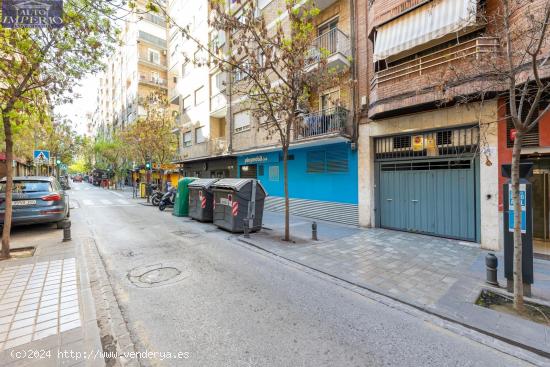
left=55, top=75, right=99, bottom=135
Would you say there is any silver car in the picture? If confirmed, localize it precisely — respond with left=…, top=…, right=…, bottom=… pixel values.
left=0, top=176, right=70, bottom=228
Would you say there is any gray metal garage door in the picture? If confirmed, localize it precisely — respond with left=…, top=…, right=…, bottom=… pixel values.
left=378, top=159, right=477, bottom=241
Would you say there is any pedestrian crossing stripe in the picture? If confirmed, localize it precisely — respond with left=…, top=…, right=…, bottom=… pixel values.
left=79, top=198, right=135, bottom=207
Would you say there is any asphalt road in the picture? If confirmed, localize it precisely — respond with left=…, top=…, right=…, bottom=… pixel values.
left=69, top=182, right=530, bottom=367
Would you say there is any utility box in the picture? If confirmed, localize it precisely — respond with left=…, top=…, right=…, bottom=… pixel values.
left=502, top=163, right=534, bottom=293
left=173, top=177, right=196, bottom=217
left=188, top=178, right=219, bottom=222
left=212, top=179, right=267, bottom=233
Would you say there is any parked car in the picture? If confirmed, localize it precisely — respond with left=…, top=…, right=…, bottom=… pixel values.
left=73, top=174, right=83, bottom=183
left=0, top=176, right=70, bottom=229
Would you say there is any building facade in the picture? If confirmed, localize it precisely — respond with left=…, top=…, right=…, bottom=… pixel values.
left=168, top=0, right=236, bottom=178
left=96, top=0, right=169, bottom=138
left=227, top=0, right=359, bottom=225
left=356, top=0, right=550, bottom=251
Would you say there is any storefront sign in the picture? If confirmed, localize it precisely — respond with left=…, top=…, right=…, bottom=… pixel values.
left=412, top=135, right=424, bottom=152
left=244, top=155, right=268, bottom=164
left=2, top=0, right=64, bottom=28
left=508, top=184, right=526, bottom=234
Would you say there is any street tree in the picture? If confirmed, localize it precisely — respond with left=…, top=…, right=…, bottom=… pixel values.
left=438, top=0, right=550, bottom=311
left=145, top=0, right=339, bottom=241
left=93, top=134, right=126, bottom=184
left=120, top=92, right=177, bottom=189
left=0, top=0, right=115, bottom=258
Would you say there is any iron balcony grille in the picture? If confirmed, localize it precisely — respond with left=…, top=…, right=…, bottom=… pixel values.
left=307, top=28, right=351, bottom=65
left=374, top=125, right=479, bottom=160
left=295, top=107, right=349, bottom=140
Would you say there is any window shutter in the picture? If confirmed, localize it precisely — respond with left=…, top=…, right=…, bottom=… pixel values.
left=326, top=148, right=348, bottom=172
left=307, top=150, right=326, bottom=173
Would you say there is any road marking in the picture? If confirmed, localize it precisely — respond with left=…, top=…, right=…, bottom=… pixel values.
left=116, top=199, right=130, bottom=205
left=100, top=199, right=112, bottom=205
left=83, top=200, right=93, bottom=206
left=110, top=191, right=125, bottom=198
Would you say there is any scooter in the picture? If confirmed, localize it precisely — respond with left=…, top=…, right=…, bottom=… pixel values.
left=158, top=187, right=177, bottom=211
left=150, top=187, right=163, bottom=206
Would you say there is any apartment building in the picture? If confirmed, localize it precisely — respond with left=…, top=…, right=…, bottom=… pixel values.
left=96, top=1, right=169, bottom=138
left=221, top=0, right=358, bottom=225
left=169, top=0, right=236, bottom=178
left=356, top=0, right=550, bottom=252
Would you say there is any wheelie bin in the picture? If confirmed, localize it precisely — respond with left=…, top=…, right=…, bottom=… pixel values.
left=173, top=177, right=196, bottom=217
left=188, top=178, right=219, bottom=222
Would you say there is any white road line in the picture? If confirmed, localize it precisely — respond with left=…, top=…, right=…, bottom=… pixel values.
left=110, top=191, right=125, bottom=198
left=83, top=200, right=93, bottom=206
left=116, top=199, right=130, bottom=205
left=100, top=199, right=112, bottom=205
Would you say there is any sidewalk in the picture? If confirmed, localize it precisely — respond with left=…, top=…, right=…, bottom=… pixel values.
left=0, top=224, right=103, bottom=367
left=241, top=211, right=550, bottom=361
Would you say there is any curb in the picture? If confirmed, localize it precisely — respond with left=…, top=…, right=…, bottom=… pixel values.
left=237, top=237, right=550, bottom=366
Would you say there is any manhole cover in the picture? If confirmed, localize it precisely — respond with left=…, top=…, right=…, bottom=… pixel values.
left=127, top=264, right=188, bottom=288
left=171, top=230, right=200, bottom=239
left=139, top=267, right=180, bottom=284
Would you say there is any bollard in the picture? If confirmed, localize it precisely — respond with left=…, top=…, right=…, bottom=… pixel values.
left=62, top=220, right=72, bottom=242
left=243, top=219, right=250, bottom=238
left=312, top=221, right=318, bottom=241
left=485, top=253, right=498, bottom=286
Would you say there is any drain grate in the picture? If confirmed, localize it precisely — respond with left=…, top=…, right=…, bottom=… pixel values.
left=171, top=230, right=200, bottom=239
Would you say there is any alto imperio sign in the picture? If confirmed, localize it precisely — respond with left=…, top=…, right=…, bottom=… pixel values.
left=2, top=0, right=63, bottom=28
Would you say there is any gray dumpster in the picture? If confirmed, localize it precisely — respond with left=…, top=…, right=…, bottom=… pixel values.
left=188, top=178, right=219, bottom=222
left=212, top=179, right=267, bottom=233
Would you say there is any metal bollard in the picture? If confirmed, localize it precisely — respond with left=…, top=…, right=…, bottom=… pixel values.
left=312, top=221, right=318, bottom=241
left=485, top=253, right=498, bottom=286
left=243, top=219, right=250, bottom=238
left=62, top=220, right=72, bottom=242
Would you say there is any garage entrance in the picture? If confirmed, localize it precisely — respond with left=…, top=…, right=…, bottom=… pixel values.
left=374, top=126, right=480, bottom=242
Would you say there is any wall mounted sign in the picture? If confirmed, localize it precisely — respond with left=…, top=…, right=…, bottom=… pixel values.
left=2, top=0, right=64, bottom=28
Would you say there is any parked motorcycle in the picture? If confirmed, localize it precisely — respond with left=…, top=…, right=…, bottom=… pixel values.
left=150, top=187, right=163, bottom=206
left=158, top=187, right=177, bottom=211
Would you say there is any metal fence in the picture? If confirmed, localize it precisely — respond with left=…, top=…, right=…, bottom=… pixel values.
left=295, top=107, right=349, bottom=140
left=374, top=125, right=479, bottom=160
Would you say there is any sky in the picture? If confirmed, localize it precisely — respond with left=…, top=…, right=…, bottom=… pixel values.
left=55, top=75, right=99, bottom=135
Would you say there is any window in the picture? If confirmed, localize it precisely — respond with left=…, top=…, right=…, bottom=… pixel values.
left=182, top=58, right=190, bottom=77
left=194, top=86, right=205, bottom=106
left=195, top=126, right=206, bottom=144
left=393, top=135, right=411, bottom=149
left=320, top=88, right=340, bottom=111
left=258, top=165, right=265, bottom=176
left=306, top=148, right=348, bottom=173
left=148, top=49, right=160, bottom=64
left=182, top=95, right=191, bottom=111
left=151, top=71, right=160, bottom=82
left=234, top=60, right=250, bottom=82
left=183, top=131, right=192, bottom=146
left=234, top=111, right=251, bottom=132
left=268, top=165, right=279, bottom=181
left=214, top=72, right=226, bottom=91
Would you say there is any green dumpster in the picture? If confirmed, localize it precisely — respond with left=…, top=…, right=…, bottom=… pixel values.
left=173, top=177, right=197, bottom=217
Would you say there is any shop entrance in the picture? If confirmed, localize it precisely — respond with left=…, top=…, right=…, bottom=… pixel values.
left=531, top=157, right=550, bottom=258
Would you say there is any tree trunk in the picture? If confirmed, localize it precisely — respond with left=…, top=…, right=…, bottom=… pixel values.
left=511, top=130, right=524, bottom=312
left=1, top=110, right=14, bottom=259
left=283, top=146, right=290, bottom=241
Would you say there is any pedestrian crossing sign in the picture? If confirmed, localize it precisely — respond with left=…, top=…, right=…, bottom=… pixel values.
left=33, top=150, right=50, bottom=164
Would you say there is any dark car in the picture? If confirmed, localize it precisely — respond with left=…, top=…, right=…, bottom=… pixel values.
left=0, top=176, right=70, bottom=228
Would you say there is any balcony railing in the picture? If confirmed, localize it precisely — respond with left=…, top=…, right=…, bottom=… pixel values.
left=295, top=106, right=349, bottom=140
left=138, top=73, right=167, bottom=87
left=307, top=28, right=351, bottom=66
left=138, top=55, right=166, bottom=67
left=371, top=37, right=500, bottom=88
left=210, top=91, right=227, bottom=113
left=174, top=137, right=228, bottom=161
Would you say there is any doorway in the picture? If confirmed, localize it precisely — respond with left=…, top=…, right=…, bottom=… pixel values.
left=531, top=158, right=550, bottom=257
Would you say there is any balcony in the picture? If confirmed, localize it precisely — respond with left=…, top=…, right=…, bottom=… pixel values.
left=174, top=137, right=228, bottom=162
left=138, top=54, right=167, bottom=69
left=307, top=28, right=351, bottom=72
left=294, top=107, right=350, bottom=141
left=210, top=92, right=227, bottom=118
left=138, top=73, right=167, bottom=89
left=168, top=88, right=180, bottom=105
left=369, top=37, right=500, bottom=117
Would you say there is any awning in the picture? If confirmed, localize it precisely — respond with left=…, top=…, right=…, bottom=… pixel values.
left=373, top=0, right=477, bottom=62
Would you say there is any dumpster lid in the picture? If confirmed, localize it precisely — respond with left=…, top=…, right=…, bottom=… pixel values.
left=212, top=178, right=266, bottom=193
left=188, top=178, right=219, bottom=189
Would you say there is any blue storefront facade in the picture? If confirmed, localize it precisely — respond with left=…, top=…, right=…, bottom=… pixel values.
left=237, top=141, right=358, bottom=225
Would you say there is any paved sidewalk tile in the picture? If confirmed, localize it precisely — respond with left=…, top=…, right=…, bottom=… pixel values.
left=0, top=258, right=81, bottom=351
